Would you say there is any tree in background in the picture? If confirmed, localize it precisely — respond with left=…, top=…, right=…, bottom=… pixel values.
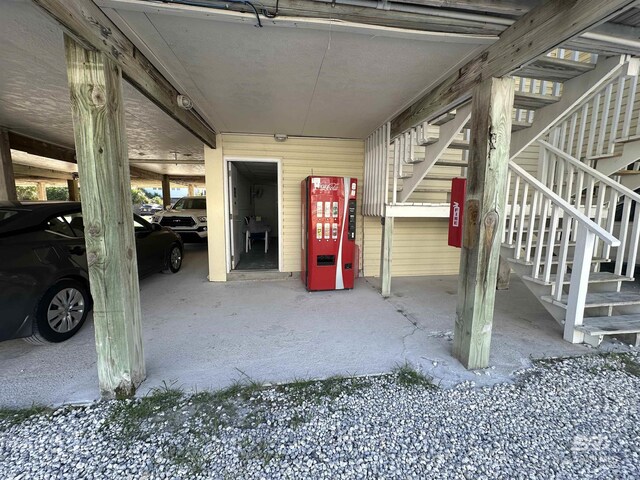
left=150, top=196, right=163, bottom=205
left=131, top=188, right=149, bottom=205
left=16, top=186, right=37, bottom=201
left=46, top=186, right=69, bottom=201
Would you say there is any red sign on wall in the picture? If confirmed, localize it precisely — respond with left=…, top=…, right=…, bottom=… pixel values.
left=448, top=178, right=466, bottom=248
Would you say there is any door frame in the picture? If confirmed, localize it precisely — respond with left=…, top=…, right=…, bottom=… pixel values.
left=223, top=156, right=283, bottom=273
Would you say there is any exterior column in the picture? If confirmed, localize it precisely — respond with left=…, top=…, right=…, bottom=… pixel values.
left=65, top=34, right=145, bottom=398
left=187, top=183, right=195, bottom=196
left=204, top=138, right=226, bottom=281
left=67, top=178, right=80, bottom=201
left=454, top=77, right=515, bottom=370
left=162, top=174, right=171, bottom=208
left=37, top=182, right=47, bottom=201
left=380, top=216, right=394, bottom=298
left=0, top=128, right=17, bottom=201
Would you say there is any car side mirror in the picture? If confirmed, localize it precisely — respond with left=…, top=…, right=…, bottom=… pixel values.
left=151, top=223, right=162, bottom=232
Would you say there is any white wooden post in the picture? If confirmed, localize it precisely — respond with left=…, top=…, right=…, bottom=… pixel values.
left=380, top=216, right=394, bottom=298
left=564, top=227, right=595, bottom=343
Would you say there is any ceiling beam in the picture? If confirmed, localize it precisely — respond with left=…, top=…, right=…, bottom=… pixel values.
left=389, top=0, right=638, bottom=138
left=396, top=0, right=541, bottom=16
left=7, top=131, right=76, bottom=163
left=33, top=0, right=217, bottom=148
left=13, top=164, right=75, bottom=181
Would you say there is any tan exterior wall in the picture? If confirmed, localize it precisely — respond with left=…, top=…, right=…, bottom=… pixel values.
left=206, top=134, right=365, bottom=280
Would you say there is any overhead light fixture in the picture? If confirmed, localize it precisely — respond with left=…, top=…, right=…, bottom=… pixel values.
left=274, top=133, right=288, bottom=142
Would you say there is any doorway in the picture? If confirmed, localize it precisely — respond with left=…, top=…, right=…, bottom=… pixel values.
left=225, top=158, right=281, bottom=272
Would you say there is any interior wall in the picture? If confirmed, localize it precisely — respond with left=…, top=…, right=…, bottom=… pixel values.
left=233, top=167, right=252, bottom=222
left=253, top=183, right=278, bottom=237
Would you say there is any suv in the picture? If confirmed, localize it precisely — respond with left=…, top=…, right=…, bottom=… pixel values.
left=152, top=196, right=207, bottom=242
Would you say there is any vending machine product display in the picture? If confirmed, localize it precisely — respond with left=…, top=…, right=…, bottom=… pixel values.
left=301, top=176, right=357, bottom=291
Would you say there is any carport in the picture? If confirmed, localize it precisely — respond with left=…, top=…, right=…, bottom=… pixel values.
left=1, top=0, right=638, bottom=400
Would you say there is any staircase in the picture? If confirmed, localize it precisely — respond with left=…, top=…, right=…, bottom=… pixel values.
left=363, top=47, right=640, bottom=347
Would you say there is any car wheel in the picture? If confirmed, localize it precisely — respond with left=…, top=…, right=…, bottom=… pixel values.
left=164, top=244, right=183, bottom=273
left=26, top=279, right=91, bottom=344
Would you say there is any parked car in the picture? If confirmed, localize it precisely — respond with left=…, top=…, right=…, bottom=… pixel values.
left=152, top=196, right=207, bottom=242
left=139, top=203, right=163, bottom=215
left=0, top=201, right=184, bottom=344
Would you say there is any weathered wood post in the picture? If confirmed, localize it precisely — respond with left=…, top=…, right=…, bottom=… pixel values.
left=496, top=257, right=511, bottom=290
left=64, top=34, right=145, bottom=398
left=162, top=174, right=171, bottom=208
left=36, top=182, right=47, bottom=201
left=67, top=178, right=80, bottom=201
left=0, top=128, right=17, bottom=202
left=380, top=216, right=394, bottom=298
left=187, top=183, right=195, bottom=196
left=454, top=77, right=514, bottom=370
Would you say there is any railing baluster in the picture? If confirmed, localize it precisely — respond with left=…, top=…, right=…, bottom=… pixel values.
left=603, top=188, right=619, bottom=260
left=503, top=169, right=512, bottom=244
left=615, top=197, right=632, bottom=276
left=567, top=113, right=578, bottom=157
left=392, top=139, right=399, bottom=205
left=534, top=199, right=549, bottom=280
left=576, top=103, right=589, bottom=161
left=554, top=216, right=573, bottom=301
left=626, top=205, right=640, bottom=279
left=597, top=83, right=613, bottom=156
left=584, top=176, right=595, bottom=218
left=586, top=93, right=601, bottom=158
left=508, top=176, right=521, bottom=244
left=609, top=75, right=625, bottom=153
left=623, top=75, right=638, bottom=139
left=592, top=183, right=607, bottom=262
left=544, top=205, right=560, bottom=283
left=525, top=190, right=539, bottom=262
left=515, top=183, right=529, bottom=259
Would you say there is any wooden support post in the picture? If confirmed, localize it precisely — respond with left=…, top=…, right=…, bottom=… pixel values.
left=0, top=128, right=17, bottom=201
left=380, top=216, right=394, bottom=298
left=36, top=182, right=48, bottom=201
left=64, top=34, right=145, bottom=398
left=454, top=77, right=515, bottom=370
left=188, top=183, right=195, bottom=196
left=162, top=175, right=171, bottom=208
left=67, top=178, right=80, bottom=201
left=497, top=257, right=511, bottom=290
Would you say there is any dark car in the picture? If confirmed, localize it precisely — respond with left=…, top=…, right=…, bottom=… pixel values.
left=0, top=202, right=184, bottom=344
left=139, top=203, right=163, bottom=215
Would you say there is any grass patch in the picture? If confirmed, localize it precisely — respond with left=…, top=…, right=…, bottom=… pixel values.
left=393, top=363, right=436, bottom=389
left=276, top=375, right=371, bottom=405
left=0, top=404, right=52, bottom=428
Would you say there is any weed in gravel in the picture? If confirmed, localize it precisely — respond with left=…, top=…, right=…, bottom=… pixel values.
left=393, top=363, right=436, bottom=389
left=0, top=404, right=52, bottom=428
left=277, top=375, right=371, bottom=405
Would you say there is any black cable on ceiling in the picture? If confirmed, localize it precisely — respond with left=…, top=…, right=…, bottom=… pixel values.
left=158, top=0, right=279, bottom=27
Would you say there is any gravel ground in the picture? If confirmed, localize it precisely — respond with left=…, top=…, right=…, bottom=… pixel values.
left=1, top=353, right=639, bottom=480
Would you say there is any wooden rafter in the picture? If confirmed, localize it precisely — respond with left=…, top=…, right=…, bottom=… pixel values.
left=33, top=0, right=217, bottom=149
left=389, top=0, right=639, bottom=138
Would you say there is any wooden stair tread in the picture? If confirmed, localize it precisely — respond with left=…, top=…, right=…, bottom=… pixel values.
left=522, top=272, right=630, bottom=286
left=507, top=256, right=610, bottom=267
left=401, top=187, right=451, bottom=194
left=436, top=160, right=468, bottom=167
left=431, top=112, right=456, bottom=126
left=542, top=291, right=640, bottom=309
left=576, top=315, right=640, bottom=335
left=511, top=120, right=532, bottom=132
left=614, top=170, right=640, bottom=176
left=517, top=56, right=596, bottom=83
left=417, top=138, right=469, bottom=150
left=514, top=91, right=560, bottom=110
left=614, top=135, right=640, bottom=145
left=585, top=152, right=617, bottom=161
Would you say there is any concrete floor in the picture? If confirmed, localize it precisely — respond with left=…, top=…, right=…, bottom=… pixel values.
left=0, top=245, right=633, bottom=408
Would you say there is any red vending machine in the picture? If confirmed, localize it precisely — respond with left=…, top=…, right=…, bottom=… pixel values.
left=301, top=176, right=357, bottom=291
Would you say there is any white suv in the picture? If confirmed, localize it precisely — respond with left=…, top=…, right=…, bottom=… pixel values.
left=152, top=196, right=207, bottom=242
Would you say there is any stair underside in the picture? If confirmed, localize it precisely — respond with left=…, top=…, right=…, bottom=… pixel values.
left=514, top=91, right=559, bottom=110
left=517, top=56, right=596, bottom=83
left=542, top=292, right=640, bottom=309
left=576, top=315, right=640, bottom=335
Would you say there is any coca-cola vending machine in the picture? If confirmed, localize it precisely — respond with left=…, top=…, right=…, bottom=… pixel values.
left=301, top=176, right=357, bottom=291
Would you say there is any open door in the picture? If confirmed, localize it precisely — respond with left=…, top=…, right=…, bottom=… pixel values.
left=227, top=162, right=244, bottom=269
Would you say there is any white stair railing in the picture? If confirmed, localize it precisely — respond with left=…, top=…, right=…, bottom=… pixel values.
left=363, top=122, right=390, bottom=216
left=503, top=161, right=620, bottom=342
left=539, top=140, right=640, bottom=280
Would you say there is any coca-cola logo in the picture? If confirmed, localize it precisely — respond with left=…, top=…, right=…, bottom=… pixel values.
left=315, top=183, right=339, bottom=191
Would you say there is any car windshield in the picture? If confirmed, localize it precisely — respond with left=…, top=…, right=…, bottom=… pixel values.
left=173, top=198, right=206, bottom=210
